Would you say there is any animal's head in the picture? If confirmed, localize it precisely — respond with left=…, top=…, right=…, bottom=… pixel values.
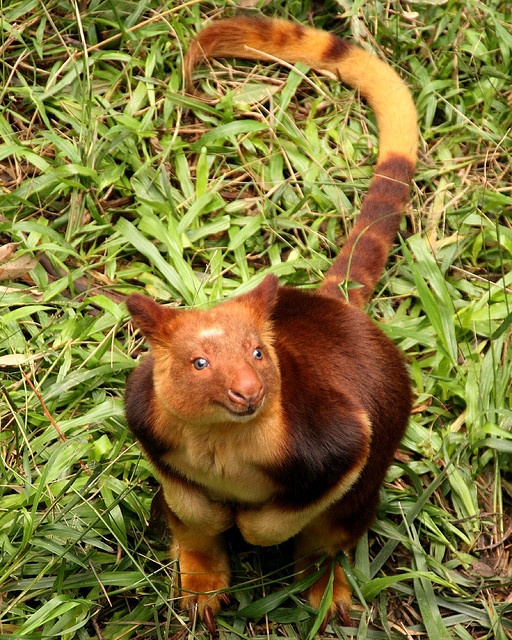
left=126, top=275, right=281, bottom=426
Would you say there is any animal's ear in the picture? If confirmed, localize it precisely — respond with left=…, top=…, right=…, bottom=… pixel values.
left=236, top=274, right=279, bottom=320
left=126, top=293, right=180, bottom=345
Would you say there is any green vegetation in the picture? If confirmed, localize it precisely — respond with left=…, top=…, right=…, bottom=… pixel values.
left=1, top=0, right=511, bottom=638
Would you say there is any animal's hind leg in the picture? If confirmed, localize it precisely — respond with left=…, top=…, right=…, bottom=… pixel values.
left=157, top=491, right=231, bottom=623
left=293, top=515, right=354, bottom=625
left=172, top=528, right=231, bottom=616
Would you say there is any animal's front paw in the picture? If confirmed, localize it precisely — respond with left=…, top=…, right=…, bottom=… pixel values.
left=236, top=508, right=290, bottom=547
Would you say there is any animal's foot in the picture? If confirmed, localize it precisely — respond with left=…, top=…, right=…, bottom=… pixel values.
left=179, top=570, right=230, bottom=612
left=306, top=561, right=352, bottom=626
left=182, top=591, right=230, bottom=634
left=177, top=548, right=231, bottom=631
left=181, top=586, right=230, bottom=617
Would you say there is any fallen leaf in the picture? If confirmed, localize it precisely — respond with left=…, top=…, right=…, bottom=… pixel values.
left=0, top=254, right=39, bottom=281
left=0, top=242, right=18, bottom=262
left=0, top=353, right=42, bottom=367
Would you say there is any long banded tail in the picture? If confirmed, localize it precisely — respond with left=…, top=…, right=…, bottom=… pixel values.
left=184, top=16, right=418, bottom=308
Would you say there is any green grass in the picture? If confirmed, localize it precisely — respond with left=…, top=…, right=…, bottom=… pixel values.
left=1, top=0, right=511, bottom=638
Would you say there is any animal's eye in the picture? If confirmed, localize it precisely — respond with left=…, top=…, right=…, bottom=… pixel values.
left=192, top=357, right=209, bottom=370
left=253, top=348, right=263, bottom=360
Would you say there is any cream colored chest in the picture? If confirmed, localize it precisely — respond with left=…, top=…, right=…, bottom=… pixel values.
left=162, top=437, right=277, bottom=505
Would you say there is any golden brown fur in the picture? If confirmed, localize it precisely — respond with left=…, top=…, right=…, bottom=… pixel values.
left=125, top=15, right=417, bottom=628
left=185, top=16, right=418, bottom=307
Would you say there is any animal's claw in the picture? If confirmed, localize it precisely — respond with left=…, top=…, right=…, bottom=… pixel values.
left=336, top=600, right=351, bottom=626
left=203, top=605, right=217, bottom=635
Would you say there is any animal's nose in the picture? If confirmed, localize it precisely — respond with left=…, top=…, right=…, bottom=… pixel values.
left=228, top=370, right=264, bottom=409
left=228, top=385, right=264, bottom=409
